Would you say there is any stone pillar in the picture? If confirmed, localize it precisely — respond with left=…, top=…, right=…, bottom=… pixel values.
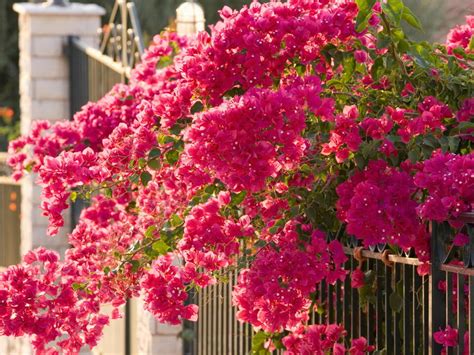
left=13, top=2, right=105, bottom=256
left=136, top=298, right=183, bottom=355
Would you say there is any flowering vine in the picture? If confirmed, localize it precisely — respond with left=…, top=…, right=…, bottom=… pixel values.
left=2, top=0, right=473, bottom=353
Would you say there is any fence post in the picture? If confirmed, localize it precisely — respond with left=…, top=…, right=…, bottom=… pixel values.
left=176, top=1, right=205, bottom=36
left=430, top=221, right=448, bottom=354
left=12, top=2, right=105, bottom=258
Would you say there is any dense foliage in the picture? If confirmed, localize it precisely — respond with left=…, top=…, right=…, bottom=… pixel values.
left=3, top=0, right=474, bottom=353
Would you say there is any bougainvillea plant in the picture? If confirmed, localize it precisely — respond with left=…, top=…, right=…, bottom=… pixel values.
left=2, top=0, right=474, bottom=353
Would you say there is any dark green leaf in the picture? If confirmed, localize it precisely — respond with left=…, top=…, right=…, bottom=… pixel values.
left=408, top=149, right=420, bottom=163
left=129, top=174, right=140, bottom=184
left=148, top=148, right=162, bottom=160
left=129, top=260, right=141, bottom=273
left=140, top=171, right=152, bottom=186
left=191, top=101, right=204, bottom=114
left=355, top=154, right=366, bottom=169
left=448, top=136, right=460, bottom=153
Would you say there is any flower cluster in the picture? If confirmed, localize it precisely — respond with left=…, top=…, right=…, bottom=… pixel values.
left=282, top=324, right=374, bottom=355
left=0, top=248, right=109, bottom=354
left=140, top=255, right=198, bottom=324
left=446, top=16, right=474, bottom=54
left=184, top=77, right=318, bottom=192
left=415, top=152, right=474, bottom=222
left=233, top=222, right=347, bottom=333
left=179, top=192, right=254, bottom=272
left=337, top=161, right=423, bottom=248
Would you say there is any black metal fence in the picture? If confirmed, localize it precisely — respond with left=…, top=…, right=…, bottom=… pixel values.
left=186, top=214, right=474, bottom=355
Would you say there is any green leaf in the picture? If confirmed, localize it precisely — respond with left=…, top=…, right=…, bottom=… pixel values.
left=148, top=148, right=162, bottom=160
left=448, top=136, right=460, bottom=153
left=354, top=154, right=366, bottom=169
left=231, top=191, right=247, bottom=205
left=382, top=0, right=404, bottom=25
left=70, top=191, right=78, bottom=202
left=469, top=35, right=474, bottom=51
left=145, top=225, right=157, bottom=238
left=376, top=32, right=391, bottom=49
left=397, top=39, right=410, bottom=54
left=422, top=135, right=438, bottom=149
left=455, top=121, right=474, bottom=132
left=439, top=136, right=449, bottom=153
left=129, top=260, right=141, bottom=273
left=138, top=158, right=147, bottom=169
left=408, top=149, right=420, bottom=163
left=148, top=159, right=161, bottom=170
left=140, top=171, right=152, bottom=186
left=165, top=150, right=180, bottom=165
left=129, top=174, right=139, bottom=184
left=170, top=214, right=183, bottom=228
left=72, top=282, right=87, bottom=291
left=355, top=0, right=377, bottom=32
left=152, top=240, right=170, bottom=255
left=342, top=55, right=356, bottom=82
left=402, top=6, right=422, bottom=30
left=252, top=331, right=270, bottom=354
left=191, top=101, right=204, bottom=114
left=371, top=57, right=385, bottom=81
left=104, top=187, right=113, bottom=198
left=157, top=55, right=173, bottom=69
left=103, top=266, right=111, bottom=275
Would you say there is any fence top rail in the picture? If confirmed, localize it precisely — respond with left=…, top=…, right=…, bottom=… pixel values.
left=343, top=246, right=421, bottom=266
left=70, top=37, right=131, bottom=78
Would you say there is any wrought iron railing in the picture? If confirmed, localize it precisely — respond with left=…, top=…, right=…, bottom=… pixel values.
left=186, top=214, right=474, bottom=355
